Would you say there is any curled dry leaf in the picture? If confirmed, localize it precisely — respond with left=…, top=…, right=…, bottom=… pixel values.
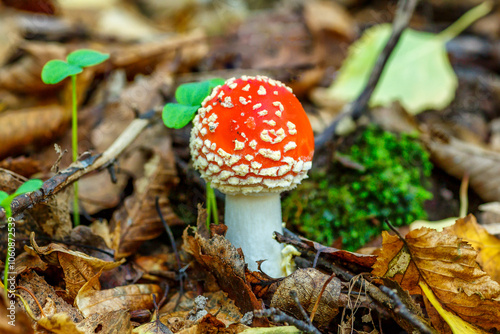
left=448, top=214, right=500, bottom=283
left=0, top=104, right=70, bottom=159
left=29, top=235, right=124, bottom=299
left=36, top=298, right=85, bottom=334
left=422, top=131, right=500, bottom=202
left=372, top=224, right=500, bottom=331
left=182, top=226, right=264, bottom=317
left=270, top=268, right=342, bottom=327
left=75, top=271, right=162, bottom=318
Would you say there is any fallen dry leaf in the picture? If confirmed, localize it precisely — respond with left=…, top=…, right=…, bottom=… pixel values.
left=16, top=271, right=83, bottom=324
left=0, top=104, right=70, bottom=159
left=29, top=234, right=124, bottom=299
left=0, top=41, right=67, bottom=93
left=77, top=309, right=132, bottom=334
left=448, top=214, right=500, bottom=283
left=372, top=226, right=500, bottom=331
left=270, top=268, right=343, bottom=326
left=182, top=226, right=265, bottom=318
left=75, top=272, right=161, bottom=318
left=35, top=297, right=85, bottom=334
left=111, top=141, right=182, bottom=259
left=423, top=131, right=500, bottom=202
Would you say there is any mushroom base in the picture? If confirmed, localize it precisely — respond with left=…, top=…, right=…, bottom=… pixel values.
left=224, top=193, right=284, bottom=277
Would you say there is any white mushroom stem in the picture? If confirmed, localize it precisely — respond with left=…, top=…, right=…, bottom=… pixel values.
left=224, top=193, right=284, bottom=277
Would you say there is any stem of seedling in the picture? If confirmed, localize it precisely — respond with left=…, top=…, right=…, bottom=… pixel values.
left=71, top=75, right=80, bottom=226
left=205, top=183, right=219, bottom=228
left=438, top=1, right=492, bottom=42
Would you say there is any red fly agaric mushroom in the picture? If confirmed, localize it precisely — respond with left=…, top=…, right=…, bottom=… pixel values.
left=190, top=75, right=314, bottom=277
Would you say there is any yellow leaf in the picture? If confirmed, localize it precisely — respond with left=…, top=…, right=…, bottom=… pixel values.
left=419, top=281, right=486, bottom=334
left=448, top=214, right=500, bottom=283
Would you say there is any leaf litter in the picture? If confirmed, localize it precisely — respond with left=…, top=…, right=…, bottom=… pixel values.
left=1, top=0, right=500, bottom=333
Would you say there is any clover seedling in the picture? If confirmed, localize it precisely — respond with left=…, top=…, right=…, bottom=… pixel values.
left=0, top=179, right=43, bottom=293
left=163, top=78, right=224, bottom=226
left=42, top=49, right=109, bottom=226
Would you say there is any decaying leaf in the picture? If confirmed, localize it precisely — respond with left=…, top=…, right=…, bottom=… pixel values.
left=29, top=234, right=124, bottom=299
left=448, top=214, right=500, bottom=283
left=270, top=268, right=343, bottom=326
left=182, top=226, right=265, bottom=317
left=111, top=141, right=182, bottom=259
left=16, top=271, right=83, bottom=323
left=422, top=131, right=500, bottom=202
left=77, top=309, right=132, bottom=334
left=372, top=225, right=500, bottom=331
left=420, top=281, right=488, bottom=334
left=75, top=271, right=162, bottom=318
left=37, top=298, right=85, bottom=334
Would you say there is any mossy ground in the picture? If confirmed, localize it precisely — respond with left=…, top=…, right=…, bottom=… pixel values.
left=283, top=125, right=433, bottom=251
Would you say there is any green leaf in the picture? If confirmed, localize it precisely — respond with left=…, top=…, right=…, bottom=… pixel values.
left=162, top=104, right=199, bottom=129
left=208, top=78, right=225, bottom=90
left=67, top=49, right=109, bottom=68
left=175, top=78, right=224, bottom=106
left=14, top=179, right=43, bottom=196
left=328, top=24, right=458, bottom=115
left=0, top=191, right=8, bottom=205
left=41, top=60, right=82, bottom=84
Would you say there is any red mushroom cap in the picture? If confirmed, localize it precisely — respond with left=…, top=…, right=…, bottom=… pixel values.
left=190, top=75, right=314, bottom=195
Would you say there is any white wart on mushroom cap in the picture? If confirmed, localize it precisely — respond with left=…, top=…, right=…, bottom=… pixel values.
left=190, top=75, right=314, bottom=195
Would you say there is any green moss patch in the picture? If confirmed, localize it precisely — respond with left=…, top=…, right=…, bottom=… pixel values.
left=283, top=126, right=433, bottom=250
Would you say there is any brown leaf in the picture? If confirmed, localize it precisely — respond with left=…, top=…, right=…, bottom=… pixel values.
left=270, top=268, right=342, bottom=327
left=37, top=298, right=85, bottom=334
left=29, top=235, right=124, bottom=299
left=76, top=309, right=132, bottom=334
left=111, top=141, right=182, bottom=259
left=423, top=131, right=500, bottom=202
left=0, top=156, right=41, bottom=178
left=0, top=42, right=67, bottom=93
left=17, top=271, right=83, bottom=323
left=372, top=226, right=500, bottom=331
left=75, top=271, right=162, bottom=318
left=182, top=228, right=264, bottom=315
left=448, top=214, right=500, bottom=283
left=0, top=105, right=70, bottom=159
left=298, top=235, right=377, bottom=271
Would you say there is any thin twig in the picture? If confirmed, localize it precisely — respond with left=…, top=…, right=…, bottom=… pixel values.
left=254, top=308, right=322, bottom=334
left=290, top=290, right=312, bottom=326
left=379, top=285, right=436, bottom=334
left=314, top=0, right=419, bottom=149
left=155, top=196, right=181, bottom=271
left=309, top=272, right=336, bottom=323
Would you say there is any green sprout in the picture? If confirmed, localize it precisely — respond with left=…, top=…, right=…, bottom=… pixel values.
left=163, top=78, right=224, bottom=227
left=41, top=49, right=109, bottom=226
left=1, top=179, right=43, bottom=293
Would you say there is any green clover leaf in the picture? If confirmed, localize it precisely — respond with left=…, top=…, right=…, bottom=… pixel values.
left=162, top=104, right=199, bottom=129
left=67, top=49, right=109, bottom=68
left=41, top=60, right=82, bottom=84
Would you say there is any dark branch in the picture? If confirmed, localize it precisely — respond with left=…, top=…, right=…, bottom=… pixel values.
left=314, top=0, right=419, bottom=149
